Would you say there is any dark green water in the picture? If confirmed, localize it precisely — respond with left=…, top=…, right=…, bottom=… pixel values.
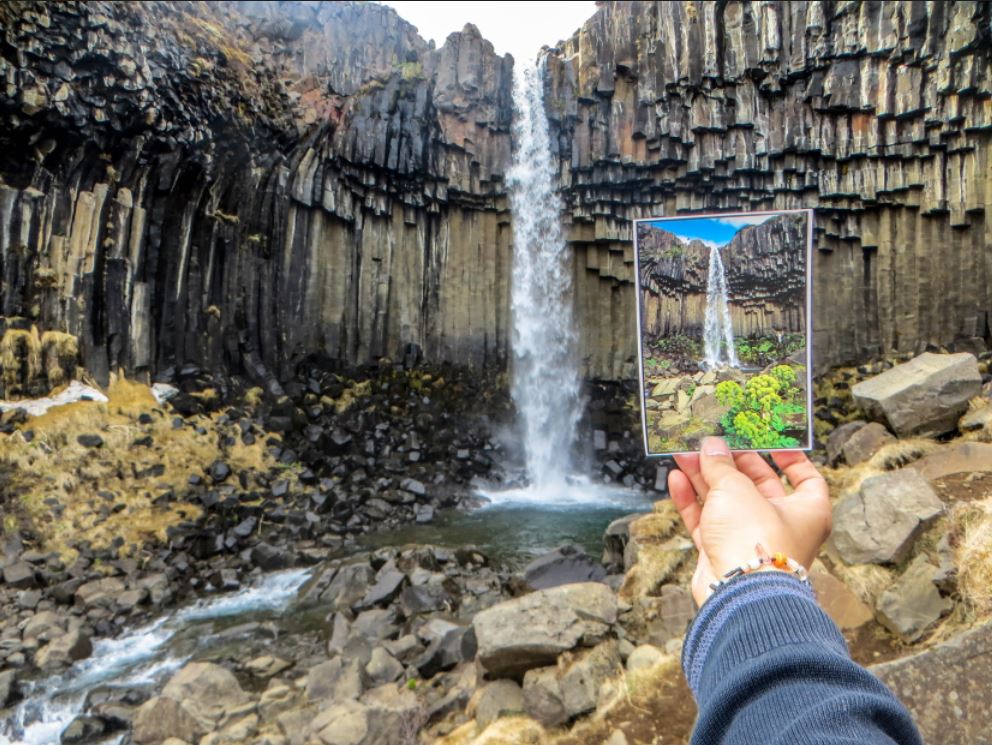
left=359, top=503, right=652, bottom=567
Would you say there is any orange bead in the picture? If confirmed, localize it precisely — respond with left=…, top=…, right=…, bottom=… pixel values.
left=772, top=553, right=788, bottom=569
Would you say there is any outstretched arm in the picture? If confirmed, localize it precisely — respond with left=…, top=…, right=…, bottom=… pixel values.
left=670, top=438, right=923, bottom=745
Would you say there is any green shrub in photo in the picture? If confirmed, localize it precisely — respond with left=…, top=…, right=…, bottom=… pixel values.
left=714, top=365, right=807, bottom=449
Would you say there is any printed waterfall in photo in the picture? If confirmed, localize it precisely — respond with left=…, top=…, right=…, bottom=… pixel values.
left=634, top=210, right=813, bottom=455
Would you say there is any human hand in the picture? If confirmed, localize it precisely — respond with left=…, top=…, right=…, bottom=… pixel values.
left=668, top=436, right=832, bottom=607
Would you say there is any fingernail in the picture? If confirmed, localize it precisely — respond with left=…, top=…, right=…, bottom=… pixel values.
left=702, top=437, right=730, bottom=457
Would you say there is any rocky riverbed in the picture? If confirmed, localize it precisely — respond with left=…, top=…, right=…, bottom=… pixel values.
left=2, top=349, right=992, bottom=743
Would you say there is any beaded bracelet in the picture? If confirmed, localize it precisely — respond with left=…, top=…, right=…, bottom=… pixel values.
left=709, top=543, right=811, bottom=592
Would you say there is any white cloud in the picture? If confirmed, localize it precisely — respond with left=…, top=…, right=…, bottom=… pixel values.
left=713, top=214, right=776, bottom=229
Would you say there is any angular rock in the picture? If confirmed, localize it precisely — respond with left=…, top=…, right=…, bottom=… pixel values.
left=522, top=545, right=607, bottom=591
left=559, top=640, right=621, bottom=718
left=133, top=696, right=204, bottom=745
left=831, top=469, right=944, bottom=565
left=60, top=715, right=106, bottom=744
left=412, top=621, right=476, bottom=678
left=473, top=582, right=616, bottom=677
left=808, top=561, right=873, bottom=630
left=35, top=628, right=93, bottom=671
left=3, top=560, right=38, bottom=589
left=474, top=680, right=524, bottom=727
left=22, top=609, right=66, bottom=641
left=76, top=434, right=104, bottom=448
left=841, top=422, right=895, bottom=466
left=365, top=647, right=403, bottom=685
left=522, top=666, right=567, bottom=727
left=75, top=577, right=126, bottom=609
left=355, top=569, right=405, bottom=610
left=602, top=513, right=641, bottom=573
left=872, top=622, right=992, bottom=744
left=0, top=669, right=19, bottom=708
left=852, top=353, right=981, bottom=437
left=161, top=662, right=251, bottom=730
left=305, top=658, right=365, bottom=703
left=825, top=421, right=866, bottom=466
left=909, top=442, right=992, bottom=481
left=876, top=555, right=953, bottom=643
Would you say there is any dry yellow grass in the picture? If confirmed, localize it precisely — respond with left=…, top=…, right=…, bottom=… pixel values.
left=1, top=377, right=279, bottom=560
left=40, top=330, right=78, bottom=388
left=950, top=497, right=992, bottom=616
left=618, top=501, right=691, bottom=602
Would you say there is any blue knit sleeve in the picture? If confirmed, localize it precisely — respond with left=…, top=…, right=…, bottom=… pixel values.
left=681, top=572, right=924, bottom=745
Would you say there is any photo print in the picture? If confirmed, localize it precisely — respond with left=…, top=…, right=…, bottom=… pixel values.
left=634, top=209, right=814, bottom=456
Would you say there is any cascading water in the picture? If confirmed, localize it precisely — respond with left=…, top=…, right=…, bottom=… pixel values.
left=479, top=60, right=646, bottom=510
left=504, top=60, right=583, bottom=493
left=703, top=245, right=740, bottom=368
left=1, top=568, right=311, bottom=745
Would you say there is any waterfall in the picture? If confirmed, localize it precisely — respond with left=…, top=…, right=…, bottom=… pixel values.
left=505, top=60, right=582, bottom=492
left=703, top=245, right=740, bottom=368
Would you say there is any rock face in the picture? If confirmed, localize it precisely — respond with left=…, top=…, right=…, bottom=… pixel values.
left=639, top=213, right=808, bottom=339
left=831, top=469, right=945, bottom=565
left=0, top=0, right=514, bottom=394
left=852, top=353, right=982, bottom=437
left=873, top=623, right=992, bottom=744
left=472, top=582, right=617, bottom=678
left=3, top=2, right=991, bottom=388
left=545, top=1, right=992, bottom=372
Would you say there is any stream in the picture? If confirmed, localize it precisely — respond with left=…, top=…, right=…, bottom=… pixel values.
left=1, top=492, right=650, bottom=745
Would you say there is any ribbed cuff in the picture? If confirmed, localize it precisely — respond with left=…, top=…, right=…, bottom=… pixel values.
left=681, top=572, right=846, bottom=699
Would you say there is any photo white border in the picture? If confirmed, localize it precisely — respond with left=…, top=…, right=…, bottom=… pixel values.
left=632, top=208, right=815, bottom=457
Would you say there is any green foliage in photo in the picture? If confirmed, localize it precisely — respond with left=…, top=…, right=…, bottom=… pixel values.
left=715, top=364, right=807, bottom=449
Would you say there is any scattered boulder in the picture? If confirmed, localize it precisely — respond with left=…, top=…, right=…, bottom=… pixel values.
left=825, top=421, right=866, bottom=466
left=876, top=555, right=953, bottom=643
left=602, top=514, right=641, bottom=573
left=473, top=582, right=616, bottom=677
left=3, top=560, right=38, bottom=589
left=558, top=641, right=621, bottom=718
left=60, top=715, right=106, bottom=744
left=521, top=666, right=566, bottom=727
left=872, top=622, right=992, bottom=745
left=808, top=561, right=873, bottom=630
left=521, top=545, right=607, bottom=591
left=306, top=658, right=365, bottom=703
left=840, top=422, right=895, bottom=466
left=75, top=577, right=126, bottom=609
left=365, top=647, right=404, bottom=685
left=851, top=352, right=981, bottom=437
left=473, top=680, right=524, bottom=727
left=831, top=469, right=944, bottom=565
left=35, top=628, right=93, bottom=671
left=0, top=669, right=20, bottom=708
left=133, top=696, right=205, bottom=745
left=160, top=662, right=251, bottom=731
left=908, top=442, right=992, bottom=481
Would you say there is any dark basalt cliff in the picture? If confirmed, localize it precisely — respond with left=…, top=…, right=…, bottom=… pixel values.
left=547, top=0, right=992, bottom=373
left=639, top=214, right=807, bottom=339
left=0, top=0, right=513, bottom=396
left=1, top=1, right=991, bottom=395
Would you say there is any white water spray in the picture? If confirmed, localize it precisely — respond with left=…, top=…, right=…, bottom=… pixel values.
left=703, top=245, right=739, bottom=368
left=1, top=568, right=311, bottom=745
left=505, top=61, right=582, bottom=493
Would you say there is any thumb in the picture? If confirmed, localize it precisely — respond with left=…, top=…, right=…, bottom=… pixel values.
left=698, top=436, right=746, bottom=492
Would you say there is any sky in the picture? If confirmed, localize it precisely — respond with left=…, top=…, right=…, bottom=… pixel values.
left=645, top=214, right=777, bottom=249
left=379, top=1, right=599, bottom=65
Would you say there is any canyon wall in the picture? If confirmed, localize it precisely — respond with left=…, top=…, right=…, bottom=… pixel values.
left=1, top=1, right=991, bottom=394
left=0, top=0, right=514, bottom=396
left=638, top=213, right=808, bottom=339
left=548, top=0, right=992, bottom=375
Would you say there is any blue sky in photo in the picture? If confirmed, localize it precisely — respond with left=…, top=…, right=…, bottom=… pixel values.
left=646, top=213, right=776, bottom=249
